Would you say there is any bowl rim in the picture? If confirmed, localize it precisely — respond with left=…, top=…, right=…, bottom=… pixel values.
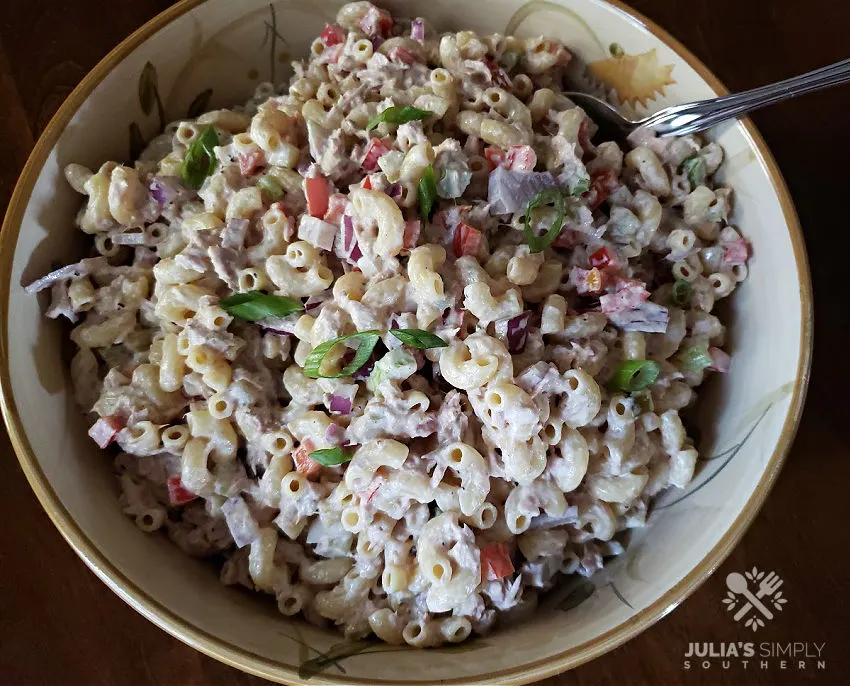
left=0, top=0, right=813, bottom=684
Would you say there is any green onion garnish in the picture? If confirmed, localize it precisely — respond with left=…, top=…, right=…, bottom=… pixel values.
left=610, top=359, right=661, bottom=392
left=181, top=126, right=219, bottom=190
left=303, top=331, right=381, bottom=379
left=367, top=105, right=433, bottom=132
left=220, top=291, right=304, bottom=321
left=418, top=164, right=438, bottom=222
left=389, top=328, right=448, bottom=349
left=682, top=155, right=706, bottom=187
left=675, top=342, right=713, bottom=373
left=569, top=175, right=590, bottom=197
left=257, top=175, right=284, bottom=200
left=308, top=447, right=352, bottom=466
left=670, top=279, right=693, bottom=308
left=524, top=188, right=568, bottom=253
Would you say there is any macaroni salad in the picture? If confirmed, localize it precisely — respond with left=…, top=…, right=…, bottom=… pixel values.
left=28, top=1, right=749, bottom=647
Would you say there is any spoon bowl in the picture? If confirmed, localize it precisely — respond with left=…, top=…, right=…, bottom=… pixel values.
left=565, top=57, right=850, bottom=141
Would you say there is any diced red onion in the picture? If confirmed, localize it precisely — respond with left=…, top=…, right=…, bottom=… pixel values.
left=259, top=314, right=300, bottom=334
left=411, top=17, right=425, bottom=40
left=304, top=295, right=327, bottom=312
left=721, top=239, right=749, bottom=266
left=339, top=215, right=363, bottom=263
left=149, top=176, right=181, bottom=205
left=342, top=215, right=356, bottom=253
left=607, top=302, right=669, bottom=333
left=222, top=218, right=249, bottom=250
left=515, top=362, right=557, bottom=395
left=506, top=312, right=532, bottom=353
left=600, top=281, right=650, bottom=314
left=24, top=257, right=107, bottom=294
left=221, top=497, right=260, bottom=548
left=708, top=346, right=731, bottom=372
left=329, top=395, right=352, bottom=415
left=387, top=182, right=402, bottom=199
left=326, top=424, right=344, bottom=445
left=528, top=507, right=580, bottom=530
left=298, top=215, right=337, bottom=252
left=352, top=356, right=376, bottom=380
left=88, top=416, right=124, bottom=449
left=487, top=167, right=559, bottom=215
left=110, top=229, right=147, bottom=246
left=403, top=220, right=420, bottom=250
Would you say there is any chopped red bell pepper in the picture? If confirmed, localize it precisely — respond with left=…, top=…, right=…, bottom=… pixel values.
left=454, top=222, right=482, bottom=258
left=481, top=542, right=514, bottom=581
left=167, top=477, right=199, bottom=506
left=589, top=246, right=613, bottom=269
left=361, top=137, right=391, bottom=171
left=305, top=176, right=330, bottom=218
left=320, top=23, right=346, bottom=46
left=88, top=416, right=124, bottom=449
left=583, top=168, right=619, bottom=211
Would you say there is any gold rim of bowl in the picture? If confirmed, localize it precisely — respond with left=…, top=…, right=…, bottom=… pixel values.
left=0, top=0, right=813, bottom=683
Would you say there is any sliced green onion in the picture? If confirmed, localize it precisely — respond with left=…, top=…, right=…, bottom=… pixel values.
left=524, top=188, right=568, bottom=253
left=367, top=348, right=417, bottom=393
left=499, top=50, right=522, bottom=70
left=682, top=155, right=706, bottom=187
left=670, top=279, right=693, bottom=308
left=220, top=291, right=304, bottom=321
left=568, top=175, right=590, bottom=197
left=308, top=447, right=352, bottom=466
left=675, top=342, right=713, bottom=373
left=389, top=328, right=448, bottom=349
left=367, top=106, right=433, bottom=132
left=610, top=359, right=661, bottom=392
left=181, top=126, right=219, bottom=190
left=303, top=331, right=380, bottom=379
left=257, top=175, right=284, bottom=200
left=632, top=390, right=654, bottom=414
left=418, top=164, right=438, bottom=222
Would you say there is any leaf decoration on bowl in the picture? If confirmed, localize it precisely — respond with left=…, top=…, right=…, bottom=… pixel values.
left=545, top=575, right=597, bottom=612
left=588, top=47, right=675, bottom=107
left=298, top=639, right=405, bottom=679
left=186, top=88, right=214, bottom=118
left=261, top=3, right=291, bottom=84
left=653, top=382, right=793, bottom=511
left=138, top=60, right=165, bottom=130
left=128, top=122, right=146, bottom=161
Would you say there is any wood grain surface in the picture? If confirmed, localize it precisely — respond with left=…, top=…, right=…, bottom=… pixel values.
left=0, top=1, right=848, bottom=684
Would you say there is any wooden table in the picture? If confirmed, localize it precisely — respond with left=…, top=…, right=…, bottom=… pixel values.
left=1, top=1, right=848, bottom=684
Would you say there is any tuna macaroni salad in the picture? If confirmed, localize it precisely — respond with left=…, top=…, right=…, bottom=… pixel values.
left=28, top=2, right=749, bottom=647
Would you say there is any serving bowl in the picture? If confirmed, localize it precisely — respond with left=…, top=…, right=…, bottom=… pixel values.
left=0, top=0, right=812, bottom=683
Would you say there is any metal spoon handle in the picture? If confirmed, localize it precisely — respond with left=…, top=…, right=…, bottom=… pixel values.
left=646, top=57, right=850, bottom=136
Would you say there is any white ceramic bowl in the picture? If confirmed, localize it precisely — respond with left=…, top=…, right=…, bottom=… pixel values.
left=0, top=0, right=812, bottom=683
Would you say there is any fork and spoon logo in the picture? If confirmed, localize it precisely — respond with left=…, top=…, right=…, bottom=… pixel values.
left=722, top=567, right=788, bottom=631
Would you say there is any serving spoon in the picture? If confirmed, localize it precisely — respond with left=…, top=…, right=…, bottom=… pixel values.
left=565, top=57, right=850, bottom=140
